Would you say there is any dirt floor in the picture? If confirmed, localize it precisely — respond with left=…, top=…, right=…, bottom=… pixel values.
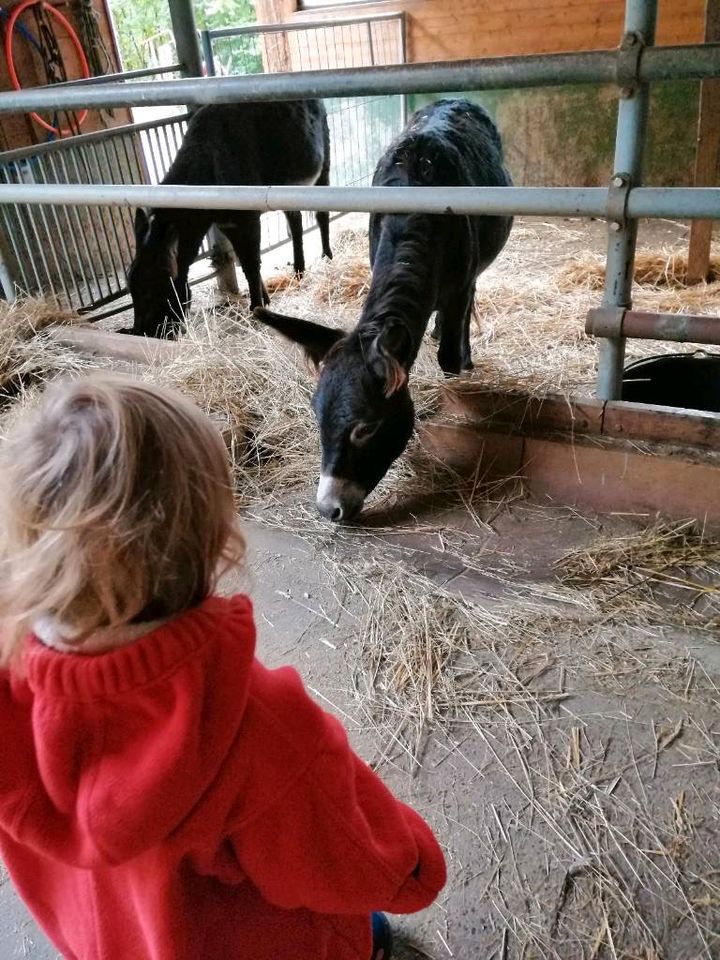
left=1, top=215, right=719, bottom=959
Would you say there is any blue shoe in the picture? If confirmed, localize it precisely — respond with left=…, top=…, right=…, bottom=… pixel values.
left=371, top=912, right=393, bottom=960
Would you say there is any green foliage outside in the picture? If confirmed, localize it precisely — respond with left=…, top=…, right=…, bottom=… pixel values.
left=109, top=0, right=261, bottom=76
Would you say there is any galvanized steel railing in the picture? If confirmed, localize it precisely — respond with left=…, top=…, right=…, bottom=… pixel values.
left=0, top=112, right=204, bottom=311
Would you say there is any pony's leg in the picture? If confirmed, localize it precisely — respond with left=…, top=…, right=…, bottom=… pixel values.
left=222, top=215, right=268, bottom=309
left=315, top=159, right=332, bottom=260
left=163, top=220, right=207, bottom=338
left=284, top=210, right=305, bottom=276
left=461, top=294, right=475, bottom=372
left=436, top=286, right=474, bottom=376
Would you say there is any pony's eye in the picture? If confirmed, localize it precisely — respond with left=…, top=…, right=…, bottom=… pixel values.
left=350, top=421, right=380, bottom=445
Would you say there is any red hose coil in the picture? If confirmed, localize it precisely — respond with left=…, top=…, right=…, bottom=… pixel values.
left=5, top=0, right=90, bottom=136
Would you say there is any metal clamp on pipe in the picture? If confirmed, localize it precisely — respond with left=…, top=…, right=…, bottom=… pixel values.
left=616, top=30, right=645, bottom=97
left=606, top=172, right=631, bottom=231
left=587, top=306, right=627, bottom=338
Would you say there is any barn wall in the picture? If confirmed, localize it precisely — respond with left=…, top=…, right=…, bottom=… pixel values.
left=0, top=0, right=131, bottom=152
left=255, top=0, right=705, bottom=187
left=287, top=0, right=703, bottom=60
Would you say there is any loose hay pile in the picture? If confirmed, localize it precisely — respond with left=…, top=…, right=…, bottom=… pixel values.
left=557, top=519, right=720, bottom=628
left=561, top=250, right=720, bottom=289
left=2, top=221, right=719, bottom=518
left=0, top=296, right=79, bottom=391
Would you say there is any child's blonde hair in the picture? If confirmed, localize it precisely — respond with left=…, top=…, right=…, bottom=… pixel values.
left=0, top=373, right=245, bottom=663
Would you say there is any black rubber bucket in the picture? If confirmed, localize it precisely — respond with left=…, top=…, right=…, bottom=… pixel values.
left=621, top=351, right=720, bottom=413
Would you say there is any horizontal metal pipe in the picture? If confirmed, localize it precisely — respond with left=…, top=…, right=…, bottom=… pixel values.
left=205, top=12, right=403, bottom=38
left=55, top=65, right=183, bottom=87
left=0, top=113, right=190, bottom=164
left=0, top=183, right=609, bottom=216
left=621, top=309, right=720, bottom=345
left=587, top=306, right=720, bottom=344
left=627, top=187, right=720, bottom=219
left=0, top=44, right=716, bottom=113
left=1, top=183, right=719, bottom=219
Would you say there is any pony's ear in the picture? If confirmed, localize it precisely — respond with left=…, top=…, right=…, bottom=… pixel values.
left=366, top=322, right=412, bottom=396
left=254, top=308, right=344, bottom=368
left=133, top=208, right=150, bottom=244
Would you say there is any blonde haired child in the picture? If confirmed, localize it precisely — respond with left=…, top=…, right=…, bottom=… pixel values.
left=0, top=373, right=445, bottom=960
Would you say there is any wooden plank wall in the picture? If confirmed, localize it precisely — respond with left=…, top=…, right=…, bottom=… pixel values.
left=253, top=0, right=706, bottom=188
left=0, top=0, right=131, bottom=152
left=283, top=0, right=704, bottom=60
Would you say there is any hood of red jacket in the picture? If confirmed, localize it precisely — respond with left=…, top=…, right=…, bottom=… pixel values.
left=0, top=594, right=256, bottom=868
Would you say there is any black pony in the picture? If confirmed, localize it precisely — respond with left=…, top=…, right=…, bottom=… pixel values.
left=256, top=99, right=512, bottom=521
left=128, top=100, right=332, bottom=338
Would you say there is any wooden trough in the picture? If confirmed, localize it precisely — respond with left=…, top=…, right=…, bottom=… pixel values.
left=419, top=381, right=720, bottom=526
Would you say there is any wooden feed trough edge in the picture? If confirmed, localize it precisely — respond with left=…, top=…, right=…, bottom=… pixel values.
left=420, top=382, right=720, bottom=527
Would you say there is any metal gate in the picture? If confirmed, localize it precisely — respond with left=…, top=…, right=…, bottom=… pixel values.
left=200, top=13, right=407, bottom=253
left=0, top=13, right=407, bottom=315
left=0, top=112, right=205, bottom=311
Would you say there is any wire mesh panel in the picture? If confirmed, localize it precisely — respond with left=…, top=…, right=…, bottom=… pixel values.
left=0, top=114, right=196, bottom=310
left=204, top=15, right=406, bottom=253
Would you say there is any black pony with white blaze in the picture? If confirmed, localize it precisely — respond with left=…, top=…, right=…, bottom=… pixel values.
left=128, top=100, right=332, bottom=339
left=255, top=99, right=512, bottom=521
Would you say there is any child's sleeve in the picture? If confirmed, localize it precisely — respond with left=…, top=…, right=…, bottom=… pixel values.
left=229, top=664, right=446, bottom=916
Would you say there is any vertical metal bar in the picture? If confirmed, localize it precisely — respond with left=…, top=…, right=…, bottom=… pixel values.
left=118, top=133, right=142, bottom=271
left=168, top=0, right=203, bottom=79
left=159, top=122, right=176, bottom=177
left=26, top=159, right=72, bottom=304
left=35, top=155, right=81, bottom=305
left=144, top=127, right=163, bottom=184
left=596, top=0, right=658, bottom=401
left=320, top=24, right=331, bottom=70
left=0, top=246, right=17, bottom=301
left=97, top=141, right=128, bottom=285
left=113, top=135, right=138, bottom=256
left=18, top=162, right=56, bottom=296
left=366, top=21, right=376, bottom=68
left=44, top=152, right=85, bottom=307
left=0, top=168, right=20, bottom=300
left=399, top=13, right=409, bottom=127
left=72, top=147, right=114, bottom=298
left=200, top=29, right=216, bottom=77
left=0, top=166, right=29, bottom=295
left=107, top=133, right=135, bottom=276
left=83, top=143, right=122, bottom=294
left=687, top=0, right=720, bottom=282
left=56, top=151, right=103, bottom=305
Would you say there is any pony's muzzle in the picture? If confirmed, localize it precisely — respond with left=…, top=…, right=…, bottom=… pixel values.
left=316, top=475, right=365, bottom=523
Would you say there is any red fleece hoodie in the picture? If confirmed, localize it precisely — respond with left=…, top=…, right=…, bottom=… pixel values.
left=0, top=594, right=445, bottom=960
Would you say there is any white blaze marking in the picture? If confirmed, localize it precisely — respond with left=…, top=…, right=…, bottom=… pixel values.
left=316, top=474, right=365, bottom=508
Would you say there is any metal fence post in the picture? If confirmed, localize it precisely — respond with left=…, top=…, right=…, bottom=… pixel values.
left=596, top=0, right=658, bottom=400
left=168, top=0, right=238, bottom=296
left=399, top=12, right=409, bottom=127
left=168, top=0, right=203, bottom=79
